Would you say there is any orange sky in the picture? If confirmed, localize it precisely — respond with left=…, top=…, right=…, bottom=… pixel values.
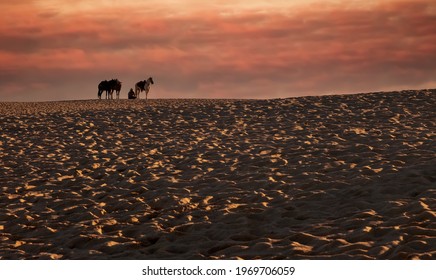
left=0, top=0, right=435, bottom=101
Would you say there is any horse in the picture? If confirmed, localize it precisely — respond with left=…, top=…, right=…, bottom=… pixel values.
left=98, top=80, right=111, bottom=99
left=135, top=77, right=154, bottom=100
left=98, top=79, right=122, bottom=99
left=109, top=79, right=122, bottom=99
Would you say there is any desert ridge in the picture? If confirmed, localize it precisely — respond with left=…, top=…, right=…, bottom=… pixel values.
left=0, top=89, right=435, bottom=259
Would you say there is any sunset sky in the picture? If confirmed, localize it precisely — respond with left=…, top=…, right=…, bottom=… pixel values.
left=0, top=0, right=435, bottom=101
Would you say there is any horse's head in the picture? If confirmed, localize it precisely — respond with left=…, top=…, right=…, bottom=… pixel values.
left=148, top=77, right=154, bottom=84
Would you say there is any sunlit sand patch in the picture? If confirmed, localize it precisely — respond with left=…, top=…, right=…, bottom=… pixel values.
left=0, top=90, right=435, bottom=259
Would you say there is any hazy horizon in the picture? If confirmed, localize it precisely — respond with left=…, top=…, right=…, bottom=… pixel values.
left=1, top=0, right=435, bottom=102
left=0, top=88, right=434, bottom=103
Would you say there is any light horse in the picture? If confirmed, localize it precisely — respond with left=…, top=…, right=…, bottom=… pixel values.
left=135, top=77, right=154, bottom=100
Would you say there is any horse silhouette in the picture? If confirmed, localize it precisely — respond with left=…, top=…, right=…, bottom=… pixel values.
left=98, top=79, right=122, bottom=99
left=135, top=77, right=154, bottom=100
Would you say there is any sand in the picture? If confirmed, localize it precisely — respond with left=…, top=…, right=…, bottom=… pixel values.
left=0, top=89, right=435, bottom=259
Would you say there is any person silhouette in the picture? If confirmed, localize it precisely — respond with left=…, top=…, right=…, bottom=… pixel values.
left=128, top=88, right=136, bottom=99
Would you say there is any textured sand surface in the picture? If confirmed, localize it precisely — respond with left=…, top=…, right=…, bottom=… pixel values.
left=0, top=89, right=435, bottom=259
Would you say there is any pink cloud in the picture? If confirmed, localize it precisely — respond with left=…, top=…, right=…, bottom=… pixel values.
left=0, top=0, right=435, bottom=101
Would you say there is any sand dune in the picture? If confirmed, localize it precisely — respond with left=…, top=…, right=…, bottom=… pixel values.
left=0, top=89, right=435, bottom=259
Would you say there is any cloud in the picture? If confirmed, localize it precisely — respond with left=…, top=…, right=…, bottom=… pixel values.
left=0, top=0, right=435, bottom=101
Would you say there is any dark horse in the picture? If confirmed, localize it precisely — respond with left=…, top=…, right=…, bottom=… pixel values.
left=98, top=80, right=110, bottom=99
left=135, top=77, right=154, bottom=100
left=111, top=79, right=122, bottom=99
left=98, top=79, right=122, bottom=99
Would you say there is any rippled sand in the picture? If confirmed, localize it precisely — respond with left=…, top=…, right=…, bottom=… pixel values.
left=0, top=89, right=435, bottom=259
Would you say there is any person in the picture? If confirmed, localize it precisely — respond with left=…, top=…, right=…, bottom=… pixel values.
left=128, top=88, right=136, bottom=99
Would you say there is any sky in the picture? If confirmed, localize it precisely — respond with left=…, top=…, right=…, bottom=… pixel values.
left=0, top=0, right=435, bottom=101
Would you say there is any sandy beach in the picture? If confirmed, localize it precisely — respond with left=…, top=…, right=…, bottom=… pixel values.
left=0, top=89, right=435, bottom=259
